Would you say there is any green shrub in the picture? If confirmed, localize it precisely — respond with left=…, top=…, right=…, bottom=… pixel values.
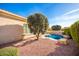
left=0, top=47, right=18, bottom=56
left=63, top=28, right=71, bottom=35
left=70, top=21, right=79, bottom=47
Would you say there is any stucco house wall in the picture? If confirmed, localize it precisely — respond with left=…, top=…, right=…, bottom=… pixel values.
left=0, top=9, right=28, bottom=44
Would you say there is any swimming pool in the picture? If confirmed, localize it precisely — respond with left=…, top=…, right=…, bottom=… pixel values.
left=46, top=34, right=64, bottom=40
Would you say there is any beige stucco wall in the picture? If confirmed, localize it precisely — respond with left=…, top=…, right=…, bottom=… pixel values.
left=0, top=16, right=26, bottom=44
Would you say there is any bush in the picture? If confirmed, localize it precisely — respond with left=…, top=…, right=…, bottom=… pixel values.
left=63, top=27, right=72, bottom=39
left=0, top=47, right=18, bottom=56
left=63, top=28, right=71, bottom=35
left=70, top=21, right=79, bottom=47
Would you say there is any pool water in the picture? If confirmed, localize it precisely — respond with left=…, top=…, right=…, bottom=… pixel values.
left=46, top=34, right=64, bottom=40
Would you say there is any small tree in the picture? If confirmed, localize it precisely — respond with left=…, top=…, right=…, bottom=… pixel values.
left=27, top=13, right=49, bottom=40
left=51, top=25, right=61, bottom=30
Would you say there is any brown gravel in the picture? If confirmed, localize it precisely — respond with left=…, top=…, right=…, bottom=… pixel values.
left=18, top=39, right=76, bottom=56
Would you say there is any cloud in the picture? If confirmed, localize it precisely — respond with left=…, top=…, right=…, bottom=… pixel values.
left=63, top=8, right=79, bottom=15
left=54, top=14, right=79, bottom=21
left=50, top=8, right=79, bottom=27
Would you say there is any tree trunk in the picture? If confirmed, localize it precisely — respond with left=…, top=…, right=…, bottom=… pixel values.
left=36, top=32, right=40, bottom=40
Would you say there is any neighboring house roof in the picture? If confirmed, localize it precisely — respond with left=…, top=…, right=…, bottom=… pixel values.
left=0, top=9, right=27, bottom=22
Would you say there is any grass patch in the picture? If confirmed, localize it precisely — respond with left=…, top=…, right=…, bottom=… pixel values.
left=0, top=47, right=18, bottom=56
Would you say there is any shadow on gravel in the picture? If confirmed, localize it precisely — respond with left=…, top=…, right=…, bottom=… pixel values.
left=20, top=39, right=38, bottom=47
left=47, top=40, right=78, bottom=56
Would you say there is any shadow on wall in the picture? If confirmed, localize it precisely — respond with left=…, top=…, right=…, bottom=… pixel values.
left=0, top=24, right=24, bottom=45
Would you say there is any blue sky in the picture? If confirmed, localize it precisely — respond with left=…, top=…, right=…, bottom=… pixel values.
left=0, top=3, right=79, bottom=27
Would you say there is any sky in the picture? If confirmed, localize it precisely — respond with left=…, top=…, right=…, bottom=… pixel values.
left=0, top=3, right=79, bottom=27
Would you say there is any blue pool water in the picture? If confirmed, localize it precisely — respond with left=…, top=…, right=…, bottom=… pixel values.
left=46, top=34, right=64, bottom=40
